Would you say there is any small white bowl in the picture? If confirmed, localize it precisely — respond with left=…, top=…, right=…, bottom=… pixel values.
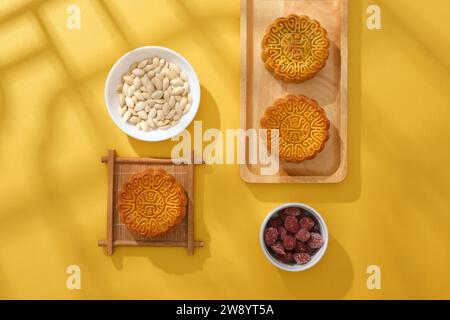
left=260, top=203, right=328, bottom=272
left=104, top=46, right=201, bottom=141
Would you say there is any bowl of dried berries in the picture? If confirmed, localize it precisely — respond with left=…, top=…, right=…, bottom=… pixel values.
left=260, top=203, right=328, bottom=272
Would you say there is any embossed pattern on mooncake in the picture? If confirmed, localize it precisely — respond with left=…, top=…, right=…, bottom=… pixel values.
left=261, top=95, right=330, bottom=162
left=118, top=169, right=187, bottom=238
left=262, top=15, right=329, bottom=82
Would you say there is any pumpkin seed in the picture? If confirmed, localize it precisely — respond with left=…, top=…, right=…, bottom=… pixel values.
left=138, top=110, right=148, bottom=119
left=151, top=90, right=164, bottom=99
left=138, top=59, right=148, bottom=69
left=132, top=68, right=145, bottom=76
left=134, top=101, right=145, bottom=112
left=171, top=87, right=184, bottom=96
left=129, top=116, right=140, bottom=124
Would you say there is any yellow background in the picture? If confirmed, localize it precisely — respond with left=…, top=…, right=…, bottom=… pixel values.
left=0, top=0, right=449, bottom=299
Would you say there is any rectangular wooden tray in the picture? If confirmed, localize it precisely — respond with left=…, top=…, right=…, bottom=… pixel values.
left=98, top=150, right=204, bottom=255
left=240, top=0, right=348, bottom=183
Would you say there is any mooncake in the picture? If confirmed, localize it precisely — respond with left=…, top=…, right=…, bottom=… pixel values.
left=118, top=169, right=187, bottom=238
left=262, top=15, right=329, bottom=82
left=260, top=95, right=329, bottom=162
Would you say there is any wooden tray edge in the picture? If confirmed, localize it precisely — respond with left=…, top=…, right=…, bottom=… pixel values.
left=240, top=163, right=347, bottom=184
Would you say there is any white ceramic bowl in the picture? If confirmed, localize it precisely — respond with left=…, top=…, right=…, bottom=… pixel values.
left=104, top=46, right=200, bottom=141
left=260, top=203, right=328, bottom=272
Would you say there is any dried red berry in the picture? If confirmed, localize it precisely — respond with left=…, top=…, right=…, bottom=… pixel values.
left=264, top=227, right=278, bottom=246
left=284, top=207, right=301, bottom=216
left=294, top=241, right=310, bottom=253
left=277, top=226, right=287, bottom=240
left=308, top=232, right=324, bottom=249
left=295, top=228, right=311, bottom=242
left=268, top=217, right=282, bottom=228
left=299, top=216, right=315, bottom=231
left=283, top=235, right=296, bottom=251
left=293, top=252, right=311, bottom=265
left=284, top=216, right=300, bottom=233
left=277, top=252, right=293, bottom=264
left=270, top=242, right=286, bottom=255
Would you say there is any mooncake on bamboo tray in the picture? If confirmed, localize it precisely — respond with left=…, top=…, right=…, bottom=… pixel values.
left=118, top=168, right=187, bottom=238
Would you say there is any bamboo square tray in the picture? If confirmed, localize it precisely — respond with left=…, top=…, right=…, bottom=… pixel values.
left=98, top=150, right=204, bottom=255
left=240, top=0, right=348, bottom=183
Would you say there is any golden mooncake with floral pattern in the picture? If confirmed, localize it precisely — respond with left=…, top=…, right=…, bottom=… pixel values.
left=262, top=15, right=329, bottom=82
left=118, top=169, right=187, bottom=238
left=260, top=95, right=329, bottom=162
